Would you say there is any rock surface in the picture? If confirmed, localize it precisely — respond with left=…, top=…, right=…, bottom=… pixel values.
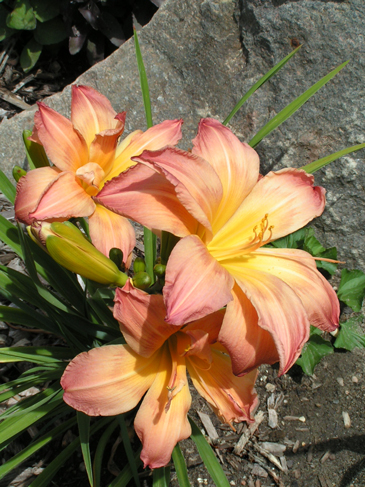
left=0, top=0, right=364, bottom=268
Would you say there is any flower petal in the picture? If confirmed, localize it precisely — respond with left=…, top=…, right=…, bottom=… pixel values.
left=187, top=350, right=258, bottom=424
left=134, top=345, right=191, bottom=469
left=95, top=163, right=200, bottom=237
left=15, top=167, right=60, bottom=224
left=185, top=309, right=225, bottom=344
left=133, top=147, right=223, bottom=241
left=88, top=113, right=126, bottom=175
left=218, top=284, right=279, bottom=376
left=222, top=259, right=309, bottom=375
left=210, top=169, right=326, bottom=251
left=192, top=118, right=260, bottom=233
left=114, top=281, right=179, bottom=357
left=35, top=103, right=89, bottom=172
left=245, top=248, right=340, bottom=332
left=61, top=344, right=159, bottom=416
left=164, top=235, right=234, bottom=326
left=107, top=119, right=184, bottom=181
left=29, top=171, right=95, bottom=221
left=71, top=85, right=121, bottom=147
left=88, top=204, right=136, bottom=264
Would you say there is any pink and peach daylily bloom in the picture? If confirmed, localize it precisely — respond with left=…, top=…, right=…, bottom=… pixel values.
left=95, top=118, right=340, bottom=376
left=61, top=280, right=258, bottom=469
left=14, top=85, right=182, bottom=263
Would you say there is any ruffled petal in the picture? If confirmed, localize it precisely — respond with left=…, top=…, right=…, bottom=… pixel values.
left=29, top=172, right=95, bottom=221
left=192, top=118, right=260, bottom=233
left=88, top=204, right=136, bottom=264
left=114, top=281, right=179, bottom=357
left=95, top=163, right=200, bottom=237
left=88, top=113, right=126, bottom=176
left=210, top=169, right=326, bottom=251
left=244, top=248, right=340, bottom=332
left=187, top=350, right=258, bottom=424
left=107, top=119, right=183, bottom=181
left=61, top=344, right=159, bottom=416
left=222, top=258, right=310, bottom=375
left=133, top=147, right=223, bottom=241
left=134, top=345, right=191, bottom=469
left=71, top=85, right=121, bottom=147
left=218, top=284, right=279, bottom=376
left=164, top=235, right=234, bottom=326
left=35, top=103, right=89, bottom=172
left=14, top=166, right=60, bottom=224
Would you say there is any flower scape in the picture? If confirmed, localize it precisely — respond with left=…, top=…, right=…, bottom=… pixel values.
left=13, top=86, right=340, bottom=470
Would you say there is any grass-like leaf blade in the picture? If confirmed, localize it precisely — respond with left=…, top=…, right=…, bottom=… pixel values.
left=108, top=448, right=142, bottom=487
left=77, top=411, right=94, bottom=486
left=223, top=45, right=301, bottom=126
left=302, top=143, right=365, bottom=173
left=249, top=61, right=349, bottom=148
left=0, top=169, right=16, bottom=204
left=0, top=346, right=72, bottom=363
left=188, top=417, right=230, bottom=487
left=0, top=417, right=77, bottom=481
left=93, top=419, right=119, bottom=487
left=118, top=415, right=140, bottom=487
left=29, top=417, right=112, bottom=487
left=172, top=444, right=191, bottom=487
left=23, top=129, right=49, bottom=169
left=152, top=466, right=171, bottom=487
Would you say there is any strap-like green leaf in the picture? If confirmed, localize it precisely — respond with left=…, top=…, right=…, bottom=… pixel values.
left=152, top=466, right=171, bottom=487
left=118, top=415, right=140, bottom=487
left=93, top=419, right=120, bottom=487
left=29, top=417, right=112, bottom=487
left=0, top=346, right=72, bottom=364
left=0, top=169, right=16, bottom=204
left=172, top=444, right=191, bottom=487
left=77, top=412, right=93, bottom=487
left=108, top=448, right=142, bottom=487
left=0, top=214, right=22, bottom=256
left=0, top=417, right=77, bottom=481
left=249, top=61, right=349, bottom=148
left=189, top=417, right=230, bottom=487
left=223, top=45, right=301, bottom=126
left=23, top=129, right=49, bottom=169
left=302, top=143, right=365, bottom=173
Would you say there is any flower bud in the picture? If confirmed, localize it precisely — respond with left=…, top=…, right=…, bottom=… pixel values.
left=132, top=271, right=152, bottom=290
left=109, top=248, right=124, bottom=270
left=28, top=222, right=128, bottom=287
left=154, top=264, right=166, bottom=277
left=133, top=257, right=146, bottom=273
left=13, top=166, right=27, bottom=182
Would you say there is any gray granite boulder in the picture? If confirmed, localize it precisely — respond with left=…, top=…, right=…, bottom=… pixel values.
left=0, top=0, right=363, bottom=268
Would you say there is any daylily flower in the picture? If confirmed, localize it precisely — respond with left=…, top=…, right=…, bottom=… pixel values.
left=61, top=280, right=258, bottom=468
left=95, top=118, right=340, bottom=376
left=14, top=85, right=182, bottom=264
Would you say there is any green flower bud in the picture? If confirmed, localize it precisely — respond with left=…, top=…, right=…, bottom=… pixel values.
left=154, top=264, right=166, bottom=277
left=109, top=248, right=124, bottom=270
left=13, top=166, right=27, bottom=182
left=29, top=222, right=128, bottom=287
left=133, top=257, right=146, bottom=273
left=132, top=271, right=152, bottom=290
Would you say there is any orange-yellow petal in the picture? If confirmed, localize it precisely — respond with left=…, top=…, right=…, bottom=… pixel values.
left=114, top=281, right=179, bottom=357
left=133, top=147, right=223, bottom=241
left=61, top=344, right=159, bottom=416
left=210, top=169, right=326, bottom=251
left=35, top=102, right=88, bottom=172
left=164, top=235, right=234, bottom=326
left=134, top=345, right=191, bottom=469
left=243, top=248, right=340, bottom=332
left=107, top=119, right=183, bottom=180
left=184, top=309, right=225, bottom=344
left=187, top=350, right=258, bottom=424
left=218, top=284, right=279, bottom=376
left=95, top=163, right=200, bottom=237
left=222, top=259, right=309, bottom=375
left=192, top=118, right=260, bottom=233
left=15, top=166, right=60, bottom=224
left=88, top=204, right=136, bottom=264
left=88, top=113, right=126, bottom=176
left=29, top=171, right=96, bottom=221
left=71, top=85, right=121, bottom=148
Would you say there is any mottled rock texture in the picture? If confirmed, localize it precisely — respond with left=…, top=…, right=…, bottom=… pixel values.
left=0, top=0, right=364, bottom=267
